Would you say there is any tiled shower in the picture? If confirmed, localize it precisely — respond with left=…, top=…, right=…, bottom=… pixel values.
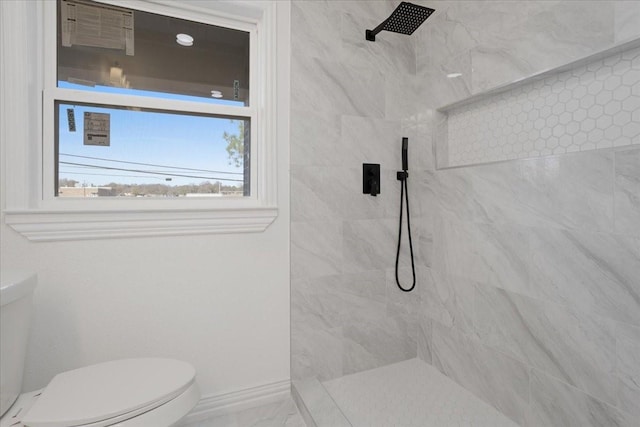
left=290, top=1, right=640, bottom=426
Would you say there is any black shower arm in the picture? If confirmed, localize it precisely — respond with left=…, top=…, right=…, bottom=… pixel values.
left=365, top=20, right=388, bottom=41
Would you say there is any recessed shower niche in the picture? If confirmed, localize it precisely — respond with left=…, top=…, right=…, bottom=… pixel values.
left=434, top=39, right=640, bottom=169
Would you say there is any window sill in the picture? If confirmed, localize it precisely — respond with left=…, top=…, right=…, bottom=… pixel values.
left=3, top=207, right=278, bottom=241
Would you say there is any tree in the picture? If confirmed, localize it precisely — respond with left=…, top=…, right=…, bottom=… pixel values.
left=223, top=121, right=244, bottom=167
left=58, top=178, right=79, bottom=187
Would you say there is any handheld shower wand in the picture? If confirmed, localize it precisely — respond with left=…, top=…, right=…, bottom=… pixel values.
left=395, top=137, right=416, bottom=292
left=402, top=137, right=409, bottom=171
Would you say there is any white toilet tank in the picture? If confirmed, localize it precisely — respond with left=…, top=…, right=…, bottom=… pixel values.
left=0, top=271, right=37, bottom=417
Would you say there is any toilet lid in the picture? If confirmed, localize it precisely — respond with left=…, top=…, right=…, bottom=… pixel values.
left=21, top=358, right=196, bottom=427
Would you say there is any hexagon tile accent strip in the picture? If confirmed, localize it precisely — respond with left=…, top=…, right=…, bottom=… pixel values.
left=445, top=45, right=640, bottom=167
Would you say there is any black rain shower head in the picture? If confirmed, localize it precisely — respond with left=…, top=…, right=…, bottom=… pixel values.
left=366, top=2, right=435, bottom=42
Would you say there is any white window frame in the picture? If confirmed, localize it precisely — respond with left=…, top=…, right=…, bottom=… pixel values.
left=2, top=0, right=288, bottom=241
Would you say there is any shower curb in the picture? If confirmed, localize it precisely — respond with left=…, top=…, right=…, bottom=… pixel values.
left=291, top=378, right=351, bottom=427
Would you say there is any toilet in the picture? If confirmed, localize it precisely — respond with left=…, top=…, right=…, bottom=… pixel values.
left=0, top=271, right=200, bottom=427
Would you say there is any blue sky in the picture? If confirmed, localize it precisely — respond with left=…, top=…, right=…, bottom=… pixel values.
left=57, top=82, right=246, bottom=188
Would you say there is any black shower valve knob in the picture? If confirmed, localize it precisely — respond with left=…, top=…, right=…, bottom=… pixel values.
left=363, top=163, right=381, bottom=197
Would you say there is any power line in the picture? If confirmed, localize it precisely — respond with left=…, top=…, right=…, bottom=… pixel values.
left=62, top=164, right=220, bottom=175
left=59, top=171, right=169, bottom=180
left=59, top=153, right=243, bottom=175
left=59, top=161, right=244, bottom=182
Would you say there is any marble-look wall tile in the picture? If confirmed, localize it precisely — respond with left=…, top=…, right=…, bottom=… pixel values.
left=290, top=0, right=345, bottom=62
left=342, top=218, right=412, bottom=274
left=434, top=150, right=615, bottom=232
left=290, top=0, right=424, bottom=384
left=411, top=114, right=437, bottom=171
left=332, top=168, right=400, bottom=220
left=325, top=0, right=397, bottom=26
left=427, top=168, right=489, bottom=223
left=529, top=227, right=640, bottom=326
left=615, top=1, right=640, bottom=43
left=618, top=378, right=640, bottom=418
left=432, top=214, right=532, bottom=297
left=420, top=267, right=475, bottom=335
left=291, top=325, right=343, bottom=382
left=292, top=3, right=640, bottom=412
left=290, top=109, right=341, bottom=167
left=291, top=279, right=343, bottom=332
left=431, top=215, right=478, bottom=281
left=416, top=1, right=479, bottom=73
left=434, top=51, right=473, bottom=99
left=417, top=1, right=620, bottom=95
left=431, top=322, right=529, bottom=424
left=399, top=214, right=428, bottom=267
left=526, top=369, right=630, bottom=427
left=518, top=152, right=615, bottom=232
left=416, top=69, right=469, bottom=109
left=417, top=312, right=432, bottom=364
left=340, top=10, right=416, bottom=76
left=415, top=219, right=433, bottom=268
left=470, top=1, right=615, bottom=93
left=618, top=409, right=640, bottom=427
left=616, top=322, right=640, bottom=416
left=290, top=221, right=343, bottom=280
left=614, top=148, right=640, bottom=237
left=428, top=165, right=502, bottom=224
left=475, top=285, right=618, bottom=404
left=340, top=115, right=401, bottom=169
left=521, top=152, right=614, bottom=231
left=403, top=176, right=433, bottom=223
left=292, top=281, right=342, bottom=333
left=410, top=2, right=640, bottom=426
left=385, top=267, right=420, bottom=318
left=442, top=1, right=559, bottom=37
left=343, top=314, right=417, bottom=375
left=292, top=278, right=387, bottom=332
left=339, top=270, right=387, bottom=303
left=417, top=0, right=565, bottom=79
left=385, top=73, right=427, bottom=121
left=292, top=165, right=413, bottom=223
left=291, top=54, right=385, bottom=117
left=617, top=320, right=640, bottom=342
left=468, top=221, right=530, bottom=292
left=433, top=111, right=449, bottom=167
left=291, top=166, right=348, bottom=222
left=469, top=45, right=537, bottom=96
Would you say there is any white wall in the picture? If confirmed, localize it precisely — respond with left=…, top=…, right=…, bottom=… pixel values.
left=0, top=0, right=290, bottom=399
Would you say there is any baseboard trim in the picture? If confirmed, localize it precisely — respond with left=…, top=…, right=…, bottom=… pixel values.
left=181, top=379, right=291, bottom=423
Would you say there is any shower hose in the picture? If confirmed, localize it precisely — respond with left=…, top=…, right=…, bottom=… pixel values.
left=395, top=172, right=416, bottom=292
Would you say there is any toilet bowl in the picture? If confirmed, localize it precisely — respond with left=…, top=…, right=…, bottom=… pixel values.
left=0, top=271, right=200, bottom=427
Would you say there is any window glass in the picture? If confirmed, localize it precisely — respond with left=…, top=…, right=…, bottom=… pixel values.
left=57, top=0, right=250, bottom=105
left=53, top=0, right=253, bottom=199
left=56, top=102, right=250, bottom=197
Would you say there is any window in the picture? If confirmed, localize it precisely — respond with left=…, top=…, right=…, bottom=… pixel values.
left=2, top=0, right=289, bottom=240
left=52, top=0, right=253, bottom=198
left=55, top=102, right=250, bottom=198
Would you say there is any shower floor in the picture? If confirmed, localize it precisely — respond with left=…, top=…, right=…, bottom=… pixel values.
left=319, top=359, right=519, bottom=427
